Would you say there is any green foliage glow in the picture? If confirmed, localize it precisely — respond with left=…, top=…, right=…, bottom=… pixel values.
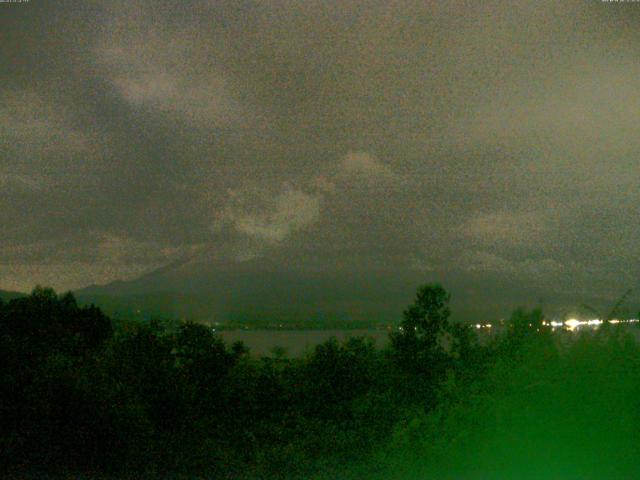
left=1, top=285, right=640, bottom=478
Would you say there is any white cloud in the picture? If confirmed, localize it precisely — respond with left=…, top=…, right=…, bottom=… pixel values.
left=215, top=186, right=322, bottom=244
left=94, top=234, right=213, bottom=269
left=208, top=151, right=399, bottom=251
left=111, top=71, right=242, bottom=125
left=96, top=26, right=245, bottom=126
left=112, top=72, right=178, bottom=105
left=461, top=210, right=551, bottom=247
left=0, top=263, right=154, bottom=293
left=340, top=151, right=397, bottom=182
left=458, top=250, right=567, bottom=278
left=96, top=234, right=181, bottom=265
left=310, top=174, right=337, bottom=194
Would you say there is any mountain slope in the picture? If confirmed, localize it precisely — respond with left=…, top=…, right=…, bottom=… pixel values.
left=72, top=249, right=587, bottom=326
left=0, top=289, right=26, bottom=302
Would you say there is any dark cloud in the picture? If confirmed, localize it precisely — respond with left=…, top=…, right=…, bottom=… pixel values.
left=2, top=0, right=639, bottom=315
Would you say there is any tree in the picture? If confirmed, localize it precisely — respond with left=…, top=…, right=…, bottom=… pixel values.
left=501, top=307, right=555, bottom=362
left=300, top=336, right=378, bottom=421
left=449, top=322, right=481, bottom=371
left=0, top=287, right=112, bottom=360
left=390, top=283, right=451, bottom=378
left=174, top=321, right=239, bottom=398
left=509, top=306, right=544, bottom=336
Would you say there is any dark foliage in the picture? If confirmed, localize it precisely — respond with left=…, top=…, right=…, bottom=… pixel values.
left=1, top=284, right=634, bottom=479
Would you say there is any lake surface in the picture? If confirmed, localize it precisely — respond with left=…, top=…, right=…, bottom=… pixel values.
left=218, top=329, right=391, bottom=356
left=218, top=323, right=640, bottom=357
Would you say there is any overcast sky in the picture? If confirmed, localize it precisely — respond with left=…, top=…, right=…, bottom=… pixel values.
left=2, top=1, right=640, bottom=312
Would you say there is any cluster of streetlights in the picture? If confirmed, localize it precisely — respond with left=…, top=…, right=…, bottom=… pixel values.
left=474, top=318, right=640, bottom=332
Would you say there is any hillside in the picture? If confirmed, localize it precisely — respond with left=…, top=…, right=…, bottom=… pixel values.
left=71, top=254, right=610, bottom=327
left=0, top=289, right=26, bottom=302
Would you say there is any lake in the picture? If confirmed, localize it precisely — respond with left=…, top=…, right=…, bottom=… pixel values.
left=218, top=328, right=392, bottom=356
left=218, top=323, right=640, bottom=357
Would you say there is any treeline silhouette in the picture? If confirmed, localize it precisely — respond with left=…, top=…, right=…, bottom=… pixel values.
left=2, top=285, right=640, bottom=478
